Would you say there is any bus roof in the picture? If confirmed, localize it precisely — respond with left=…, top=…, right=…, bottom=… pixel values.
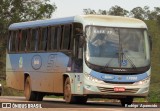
left=9, top=15, right=147, bottom=30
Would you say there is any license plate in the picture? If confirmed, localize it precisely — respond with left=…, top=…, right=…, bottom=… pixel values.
left=114, top=87, right=125, bottom=92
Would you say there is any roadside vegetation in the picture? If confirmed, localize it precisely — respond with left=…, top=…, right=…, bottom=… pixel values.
left=145, top=20, right=160, bottom=102
left=0, top=79, right=23, bottom=96
left=0, top=2, right=160, bottom=102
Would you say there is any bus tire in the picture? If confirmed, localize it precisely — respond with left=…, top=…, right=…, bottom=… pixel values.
left=24, top=76, right=36, bottom=101
left=75, top=96, right=88, bottom=104
left=36, top=92, right=44, bottom=101
left=64, top=77, right=76, bottom=103
left=120, top=97, right=133, bottom=107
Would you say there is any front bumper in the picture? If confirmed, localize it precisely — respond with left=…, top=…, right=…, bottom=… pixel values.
left=84, top=86, right=149, bottom=98
left=83, top=79, right=149, bottom=98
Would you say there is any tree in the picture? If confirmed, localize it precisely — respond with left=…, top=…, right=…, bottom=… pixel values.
left=157, top=15, right=160, bottom=27
left=98, top=9, right=107, bottom=15
left=143, top=6, right=151, bottom=20
left=0, top=0, right=57, bottom=77
left=108, top=5, right=129, bottom=16
left=1, top=0, right=57, bottom=24
left=130, top=7, right=145, bottom=20
left=148, top=11, right=158, bottom=20
left=83, top=8, right=96, bottom=15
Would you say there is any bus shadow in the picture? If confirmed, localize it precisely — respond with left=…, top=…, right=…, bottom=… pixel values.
left=41, top=99, right=122, bottom=108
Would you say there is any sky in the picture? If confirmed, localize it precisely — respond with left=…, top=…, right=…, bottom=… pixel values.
left=50, top=0, right=160, bottom=18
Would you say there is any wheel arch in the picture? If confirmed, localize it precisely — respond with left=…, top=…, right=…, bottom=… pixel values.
left=63, top=73, right=74, bottom=93
left=63, top=74, right=70, bottom=88
left=24, top=73, right=30, bottom=90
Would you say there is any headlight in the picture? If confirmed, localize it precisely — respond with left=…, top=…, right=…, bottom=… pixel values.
left=133, top=76, right=150, bottom=85
left=0, top=84, right=1, bottom=87
left=84, top=72, right=103, bottom=83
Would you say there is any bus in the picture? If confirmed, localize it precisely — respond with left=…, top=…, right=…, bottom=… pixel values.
left=6, top=15, right=151, bottom=106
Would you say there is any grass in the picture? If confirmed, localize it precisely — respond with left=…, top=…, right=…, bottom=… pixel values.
left=0, top=79, right=23, bottom=96
left=144, top=20, right=160, bottom=102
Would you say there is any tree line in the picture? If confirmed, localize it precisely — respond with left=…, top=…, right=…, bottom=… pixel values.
left=83, top=5, right=160, bottom=22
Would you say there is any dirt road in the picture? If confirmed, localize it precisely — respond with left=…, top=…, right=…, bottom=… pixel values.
left=0, top=96, right=159, bottom=111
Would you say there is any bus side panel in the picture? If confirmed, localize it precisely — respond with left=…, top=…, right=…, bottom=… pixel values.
left=25, top=53, right=55, bottom=93
left=29, top=53, right=69, bottom=93
left=52, top=53, right=70, bottom=93
left=74, top=73, right=84, bottom=94
left=30, top=72, right=63, bottom=93
left=6, top=52, right=70, bottom=93
left=53, top=73, right=63, bottom=93
left=6, top=54, right=24, bottom=90
left=31, top=72, right=54, bottom=92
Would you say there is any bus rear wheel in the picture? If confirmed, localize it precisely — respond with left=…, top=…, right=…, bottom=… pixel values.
left=35, top=92, right=44, bottom=101
left=24, top=76, right=36, bottom=101
left=120, top=97, right=133, bottom=107
left=64, top=77, right=76, bottom=103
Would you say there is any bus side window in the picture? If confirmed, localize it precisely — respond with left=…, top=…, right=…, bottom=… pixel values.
left=51, top=26, right=57, bottom=50
left=8, top=31, right=11, bottom=52
left=50, top=27, right=54, bottom=50
left=48, top=26, right=57, bottom=51
left=9, top=31, right=16, bottom=52
left=57, top=26, right=62, bottom=50
left=30, top=29, right=37, bottom=51
left=47, top=27, right=51, bottom=50
left=38, top=28, right=42, bottom=51
left=62, top=25, right=72, bottom=50
left=26, top=29, right=31, bottom=52
left=39, top=27, right=48, bottom=51
left=48, top=26, right=60, bottom=51
left=21, top=30, right=27, bottom=52
left=15, top=30, right=21, bottom=52
left=35, top=29, right=39, bottom=51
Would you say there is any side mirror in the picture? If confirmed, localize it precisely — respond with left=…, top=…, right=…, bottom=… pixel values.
left=79, top=35, right=85, bottom=47
left=149, top=35, right=152, bottom=51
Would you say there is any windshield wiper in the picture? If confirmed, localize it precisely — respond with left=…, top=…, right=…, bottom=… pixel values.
left=122, top=51, right=137, bottom=70
left=119, top=31, right=137, bottom=70
left=100, top=52, right=119, bottom=72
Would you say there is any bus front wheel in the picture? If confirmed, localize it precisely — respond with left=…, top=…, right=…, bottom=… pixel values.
left=75, top=96, right=88, bottom=104
left=24, top=76, right=36, bottom=101
left=64, top=77, right=76, bottom=103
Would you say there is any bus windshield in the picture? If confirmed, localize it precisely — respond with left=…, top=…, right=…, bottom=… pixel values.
left=85, top=26, right=150, bottom=69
